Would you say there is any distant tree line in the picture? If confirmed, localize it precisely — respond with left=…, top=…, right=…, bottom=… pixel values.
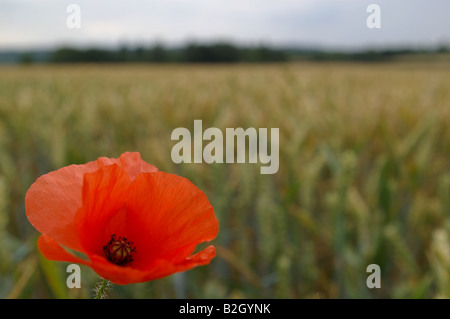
left=49, top=42, right=289, bottom=63
left=11, top=42, right=450, bottom=64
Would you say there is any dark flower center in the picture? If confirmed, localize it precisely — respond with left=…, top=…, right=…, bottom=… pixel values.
left=103, top=234, right=136, bottom=266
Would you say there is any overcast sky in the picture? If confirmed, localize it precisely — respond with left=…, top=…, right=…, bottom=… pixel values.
left=1, top=0, right=449, bottom=50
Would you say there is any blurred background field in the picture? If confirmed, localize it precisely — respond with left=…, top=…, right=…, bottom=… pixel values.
left=0, top=60, right=449, bottom=299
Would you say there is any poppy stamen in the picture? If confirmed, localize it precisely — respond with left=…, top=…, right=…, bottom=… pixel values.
left=103, top=234, right=136, bottom=266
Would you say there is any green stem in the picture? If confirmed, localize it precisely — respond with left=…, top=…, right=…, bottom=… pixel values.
left=94, top=278, right=110, bottom=299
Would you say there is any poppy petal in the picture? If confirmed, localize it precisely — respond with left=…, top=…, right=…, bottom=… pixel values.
left=142, top=245, right=217, bottom=283
left=76, top=164, right=131, bottom=257
left=124, top=172, right=219, bottom=269
left=143, top=245, right=217, bottom=282
left=37, top=235, right=90, bottom=266
left=88, top=246, right=216, bottom=285
left=88, top=254, right=155, bottom=285
left=176, top=245, right=216, bottom=269
left=96, top=152, right=158, bottom=181
left=25, top=152, right=157, bottom=253
left=26, top=161, right=100, bottom=252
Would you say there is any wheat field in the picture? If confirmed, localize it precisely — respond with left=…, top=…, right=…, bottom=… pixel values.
left=0, top=61, right=449, bottom=298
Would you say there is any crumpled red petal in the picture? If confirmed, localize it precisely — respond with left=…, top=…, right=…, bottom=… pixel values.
left=25, top=152, right=157, bottom=252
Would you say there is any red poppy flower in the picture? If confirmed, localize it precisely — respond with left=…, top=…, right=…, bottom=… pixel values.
left=25, top=152, right=219, bottom=285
